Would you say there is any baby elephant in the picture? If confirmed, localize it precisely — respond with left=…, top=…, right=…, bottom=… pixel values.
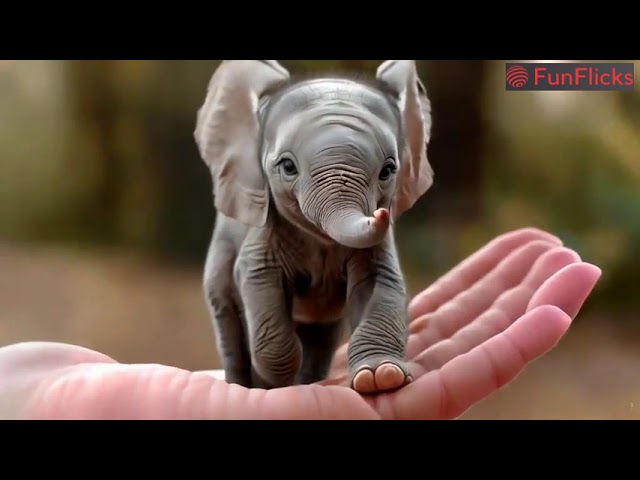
left=194, top=60, right=434, bottom=395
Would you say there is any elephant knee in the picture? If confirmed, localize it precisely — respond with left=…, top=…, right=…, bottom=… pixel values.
left=252, top=334, right=302, bottom=387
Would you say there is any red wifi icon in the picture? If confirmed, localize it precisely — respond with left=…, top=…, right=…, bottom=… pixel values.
left=506, top=65, right=529, bottom=88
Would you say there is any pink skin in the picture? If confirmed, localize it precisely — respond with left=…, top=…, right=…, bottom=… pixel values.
left=371, top=208, right=389, bottom=229
left=0, top=228, right=601, bottom=420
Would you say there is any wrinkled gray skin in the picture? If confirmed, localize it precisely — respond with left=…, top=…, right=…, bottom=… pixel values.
left=194, top=60, right=434, bottom=393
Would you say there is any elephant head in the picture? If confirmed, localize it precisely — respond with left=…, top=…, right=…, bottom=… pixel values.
left=194, top=60, right=433, bottom=249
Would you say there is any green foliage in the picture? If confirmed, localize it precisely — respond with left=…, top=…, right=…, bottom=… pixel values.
left=481, top=64, right=640, bottom=314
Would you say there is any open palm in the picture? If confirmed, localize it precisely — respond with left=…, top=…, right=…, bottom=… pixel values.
left=319, top=228, right=600, bottom=419
left=0, top=228, right=600, bottom=420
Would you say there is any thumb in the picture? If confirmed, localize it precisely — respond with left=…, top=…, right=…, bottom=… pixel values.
left=3, top=342, right=377, bottom=420
left=0, top=342, right=236, bottom=420
left=0, top=342, right=117, bottom=420
left=28, top=364, right=377, bottom=420
left=24, top=362, right=240, bottom=420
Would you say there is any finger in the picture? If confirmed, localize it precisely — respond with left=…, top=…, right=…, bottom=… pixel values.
left=407, top=239, right=559, bottom=352
left=527, top=262, right=603, bottom=317
left=377, top=303, right=576, bottom=420
left=409, top=246, right=582, bottom=369
left=408, top=228, right=562, bottom=320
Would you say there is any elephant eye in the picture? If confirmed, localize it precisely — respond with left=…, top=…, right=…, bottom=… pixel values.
left=279, top=157, right=298, bottom=177
left=379, top=161, right=397, bottom=181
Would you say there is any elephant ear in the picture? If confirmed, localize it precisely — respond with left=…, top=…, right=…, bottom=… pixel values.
left=376, top=60, right=434, bottom=221
left=194, top=60, right=290, bottom=227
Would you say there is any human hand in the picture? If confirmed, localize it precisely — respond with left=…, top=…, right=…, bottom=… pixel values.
left=0, top=228, right=601, bottom=420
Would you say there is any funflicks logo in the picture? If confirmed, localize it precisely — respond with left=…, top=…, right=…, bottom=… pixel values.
left=505, top=62, right=635, bottom=91
left=506, top=64, right=529, bottom=88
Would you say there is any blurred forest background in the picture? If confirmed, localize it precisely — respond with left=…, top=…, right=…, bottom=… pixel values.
left=1, top=60, right=639, bottom=419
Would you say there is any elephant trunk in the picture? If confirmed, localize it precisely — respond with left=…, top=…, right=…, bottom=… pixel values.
left=320, top=207, right=390, bottom=249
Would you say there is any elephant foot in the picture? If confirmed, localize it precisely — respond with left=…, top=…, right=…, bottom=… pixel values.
left=350, top=358, right=413, bottom=395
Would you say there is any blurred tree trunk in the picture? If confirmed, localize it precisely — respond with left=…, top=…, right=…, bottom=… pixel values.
left=140, top=60, right=215, bottom=262
left=417, top=60, right=488, bottom=222
left=65, top=60, right=122, bottom=243
left=62, top=60, right=214, bottom=260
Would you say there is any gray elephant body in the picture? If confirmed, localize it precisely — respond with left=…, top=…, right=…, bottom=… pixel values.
left=195, top=60, right=434, bottom=393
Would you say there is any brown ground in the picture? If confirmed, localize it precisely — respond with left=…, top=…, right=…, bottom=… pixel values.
left=1, top=242, right=639, bottom=420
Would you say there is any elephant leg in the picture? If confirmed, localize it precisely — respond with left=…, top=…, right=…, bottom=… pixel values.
left=344, top=238, right=412, bottom=395
left=240, top=273, right=302, bottom=389
left=235, top=236, right=302, bottom=389
left=204, top=237, right=252, bottom=387
left=294, top=321, right=344, bottom=385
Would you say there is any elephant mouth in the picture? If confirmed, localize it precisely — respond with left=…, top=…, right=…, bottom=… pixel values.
left=298, top=218, right=339, bottom=246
